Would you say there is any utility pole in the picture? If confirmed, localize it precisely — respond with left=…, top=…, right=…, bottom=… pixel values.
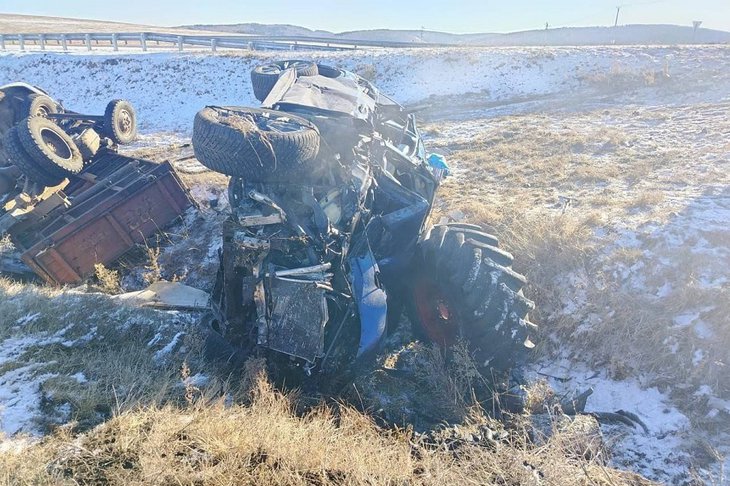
left=692, top=20, right=703, bottom=43
left=614, top=6, right=621, bottom=27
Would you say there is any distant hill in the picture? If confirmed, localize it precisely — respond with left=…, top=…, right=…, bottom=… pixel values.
left=2, top=15, right=727, bottom=46
left=182, top=22, right=730, bottom=46
left=182, top=22, right=331, bottom=38
left=0, top=13, right=227, bottom=35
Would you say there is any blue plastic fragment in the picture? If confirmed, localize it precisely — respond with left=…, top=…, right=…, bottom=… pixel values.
left=427, top=153, right=450, bottom=177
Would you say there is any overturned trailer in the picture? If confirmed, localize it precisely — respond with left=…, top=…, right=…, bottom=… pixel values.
left=194, top=61, right=538, bottom=384
left=0, top=83, right=193, bottom=284
left=2, top=155, right=191, bottom=285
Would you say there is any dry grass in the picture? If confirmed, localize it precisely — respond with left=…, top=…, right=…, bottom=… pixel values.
left=142, top=245, right=163, bottom=286
left=0, top=278, right=206, bottom=433
left=358, top=342, right=493, bottom=427
left=0, top=277, right=653, bottom=485
left=0, top=371, right=653, bottom=486
left=93, top=263, right=122, bottom=294
left=424, top=102, right=730, bottom=400
left=578, top=63, right=670, bottom=91
left=0, top=13, right=237, bottom=35
left=353, top=63, right=378, bottom=82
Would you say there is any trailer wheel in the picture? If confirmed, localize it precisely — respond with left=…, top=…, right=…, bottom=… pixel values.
left=102, top=99, right=137, bottom=145
left=251, top=60, right=318, bottom=102
left=3, top=126, right=64, bottom=187
left=16, top=116, right=83, bottom=182
left=408, top=223, right=537, bottom=372
left=192, top=106, right=320, bottom=181
left=22, top=94, right=59, bottom=118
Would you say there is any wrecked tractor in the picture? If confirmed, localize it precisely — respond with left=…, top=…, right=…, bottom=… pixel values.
left=194, top=61, right=537, bottom=384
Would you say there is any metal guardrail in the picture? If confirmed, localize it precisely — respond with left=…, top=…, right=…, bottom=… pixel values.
left=0, top=32, right=449, bottom=52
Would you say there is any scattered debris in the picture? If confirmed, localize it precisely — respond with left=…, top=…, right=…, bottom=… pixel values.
left=113, top=281, right=209, bottom=310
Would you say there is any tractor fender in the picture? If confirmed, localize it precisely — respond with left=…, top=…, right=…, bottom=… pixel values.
left=350, top=249, right=387, bottom=359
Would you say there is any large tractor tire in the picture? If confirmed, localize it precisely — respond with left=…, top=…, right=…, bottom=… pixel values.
left=3, top=126, right=64, bottom=187
left=409, top=223, right=537, bottom=372
left=15, top=116, right=83, bottom=182
left=192, top=106, right=320, bottom=182
left=250, top=60, right=318, bottom=102
left=316, top=63, right=346, bottom=79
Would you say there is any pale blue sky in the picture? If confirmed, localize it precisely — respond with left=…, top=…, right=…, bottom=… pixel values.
left=2, top=0, right=729, bottom=33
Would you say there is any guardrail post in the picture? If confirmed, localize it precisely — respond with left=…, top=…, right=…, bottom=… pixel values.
left=177, top=36, right=183, bottom=51
left=211, top=38, right=217, bottom=52
left=39, top=34, right=46, bottom=50
left=18, top=34, right=24, bottom=51
left=140, top=33, right=147, bottom=51
left=61, top=34, right=67, bottom=51
left=0, top=35, right=5, bottom=51
left=112, top=33, right=118, bottom=51
left=85, top=33, right=92, bottom=51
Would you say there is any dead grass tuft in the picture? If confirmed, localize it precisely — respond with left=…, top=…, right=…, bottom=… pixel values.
left=0, top=278, right=210, bottom=433
left=425, top=103, right=730, bottom=407
left=142, top=245, right=163, bottom=285
left=0, top=371, right=654, bottom=486
left=93, top=263, right=122, bottom=294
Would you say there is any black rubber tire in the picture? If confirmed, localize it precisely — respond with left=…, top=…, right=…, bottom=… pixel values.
left=102, top=99, right=137, bottom=145
left=74, top=128, right=101, bottom=161
left=250, top=60, right=318, bottom=102
left=192, top=106, right=320, bottom=181
left=3, top=126, right=64, bottom=187
left=317, top=64, right=345, bottom=79
left=22, top=94, right=59, bottom=118
left=411, top=223, right=537, bottom=372
left=16, top=116, right=83, bottom=180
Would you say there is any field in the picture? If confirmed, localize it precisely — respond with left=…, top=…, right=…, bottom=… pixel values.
left=1, top=45, right=729, bottom=484
left=0, top=13, right=226, bottom=35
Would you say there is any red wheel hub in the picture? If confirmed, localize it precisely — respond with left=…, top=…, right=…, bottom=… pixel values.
left=412, top=277, right=460, bottom=346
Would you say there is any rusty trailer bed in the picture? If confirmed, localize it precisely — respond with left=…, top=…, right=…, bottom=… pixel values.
left=7, top=153, right=193, bottom=285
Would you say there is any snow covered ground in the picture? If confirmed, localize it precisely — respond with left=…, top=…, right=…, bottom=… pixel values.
left=1, top=45, right=728, bottom=133
left=1, top=46, right=729, bottom=483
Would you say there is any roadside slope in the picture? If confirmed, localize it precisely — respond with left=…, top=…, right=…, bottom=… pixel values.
left=0, top=45, right=728, bottom=133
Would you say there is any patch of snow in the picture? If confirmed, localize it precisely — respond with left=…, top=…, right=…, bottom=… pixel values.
left=533, top=360, right=693, bottom=484
left=655, top=282, right=672, bottom=298
left=15, top=313, right=41, bottom=326
left=0, top=364, right=56, bottom=436
left=154, top=332, right=185, bottom=361
left=62, top=326, right=98, bottom=347
left=673, top=311, right=701, bottom=328
left=0, top=436, right=36, bottom=453
left=71, top=372, right=88, bottom=384
left=146, top=332, right=163, bottom=347
left=0, top=46, right=727, bottom=134
left=693, top=320, right=715, bottom=340
left=182, top=373, right=209, bottom=388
